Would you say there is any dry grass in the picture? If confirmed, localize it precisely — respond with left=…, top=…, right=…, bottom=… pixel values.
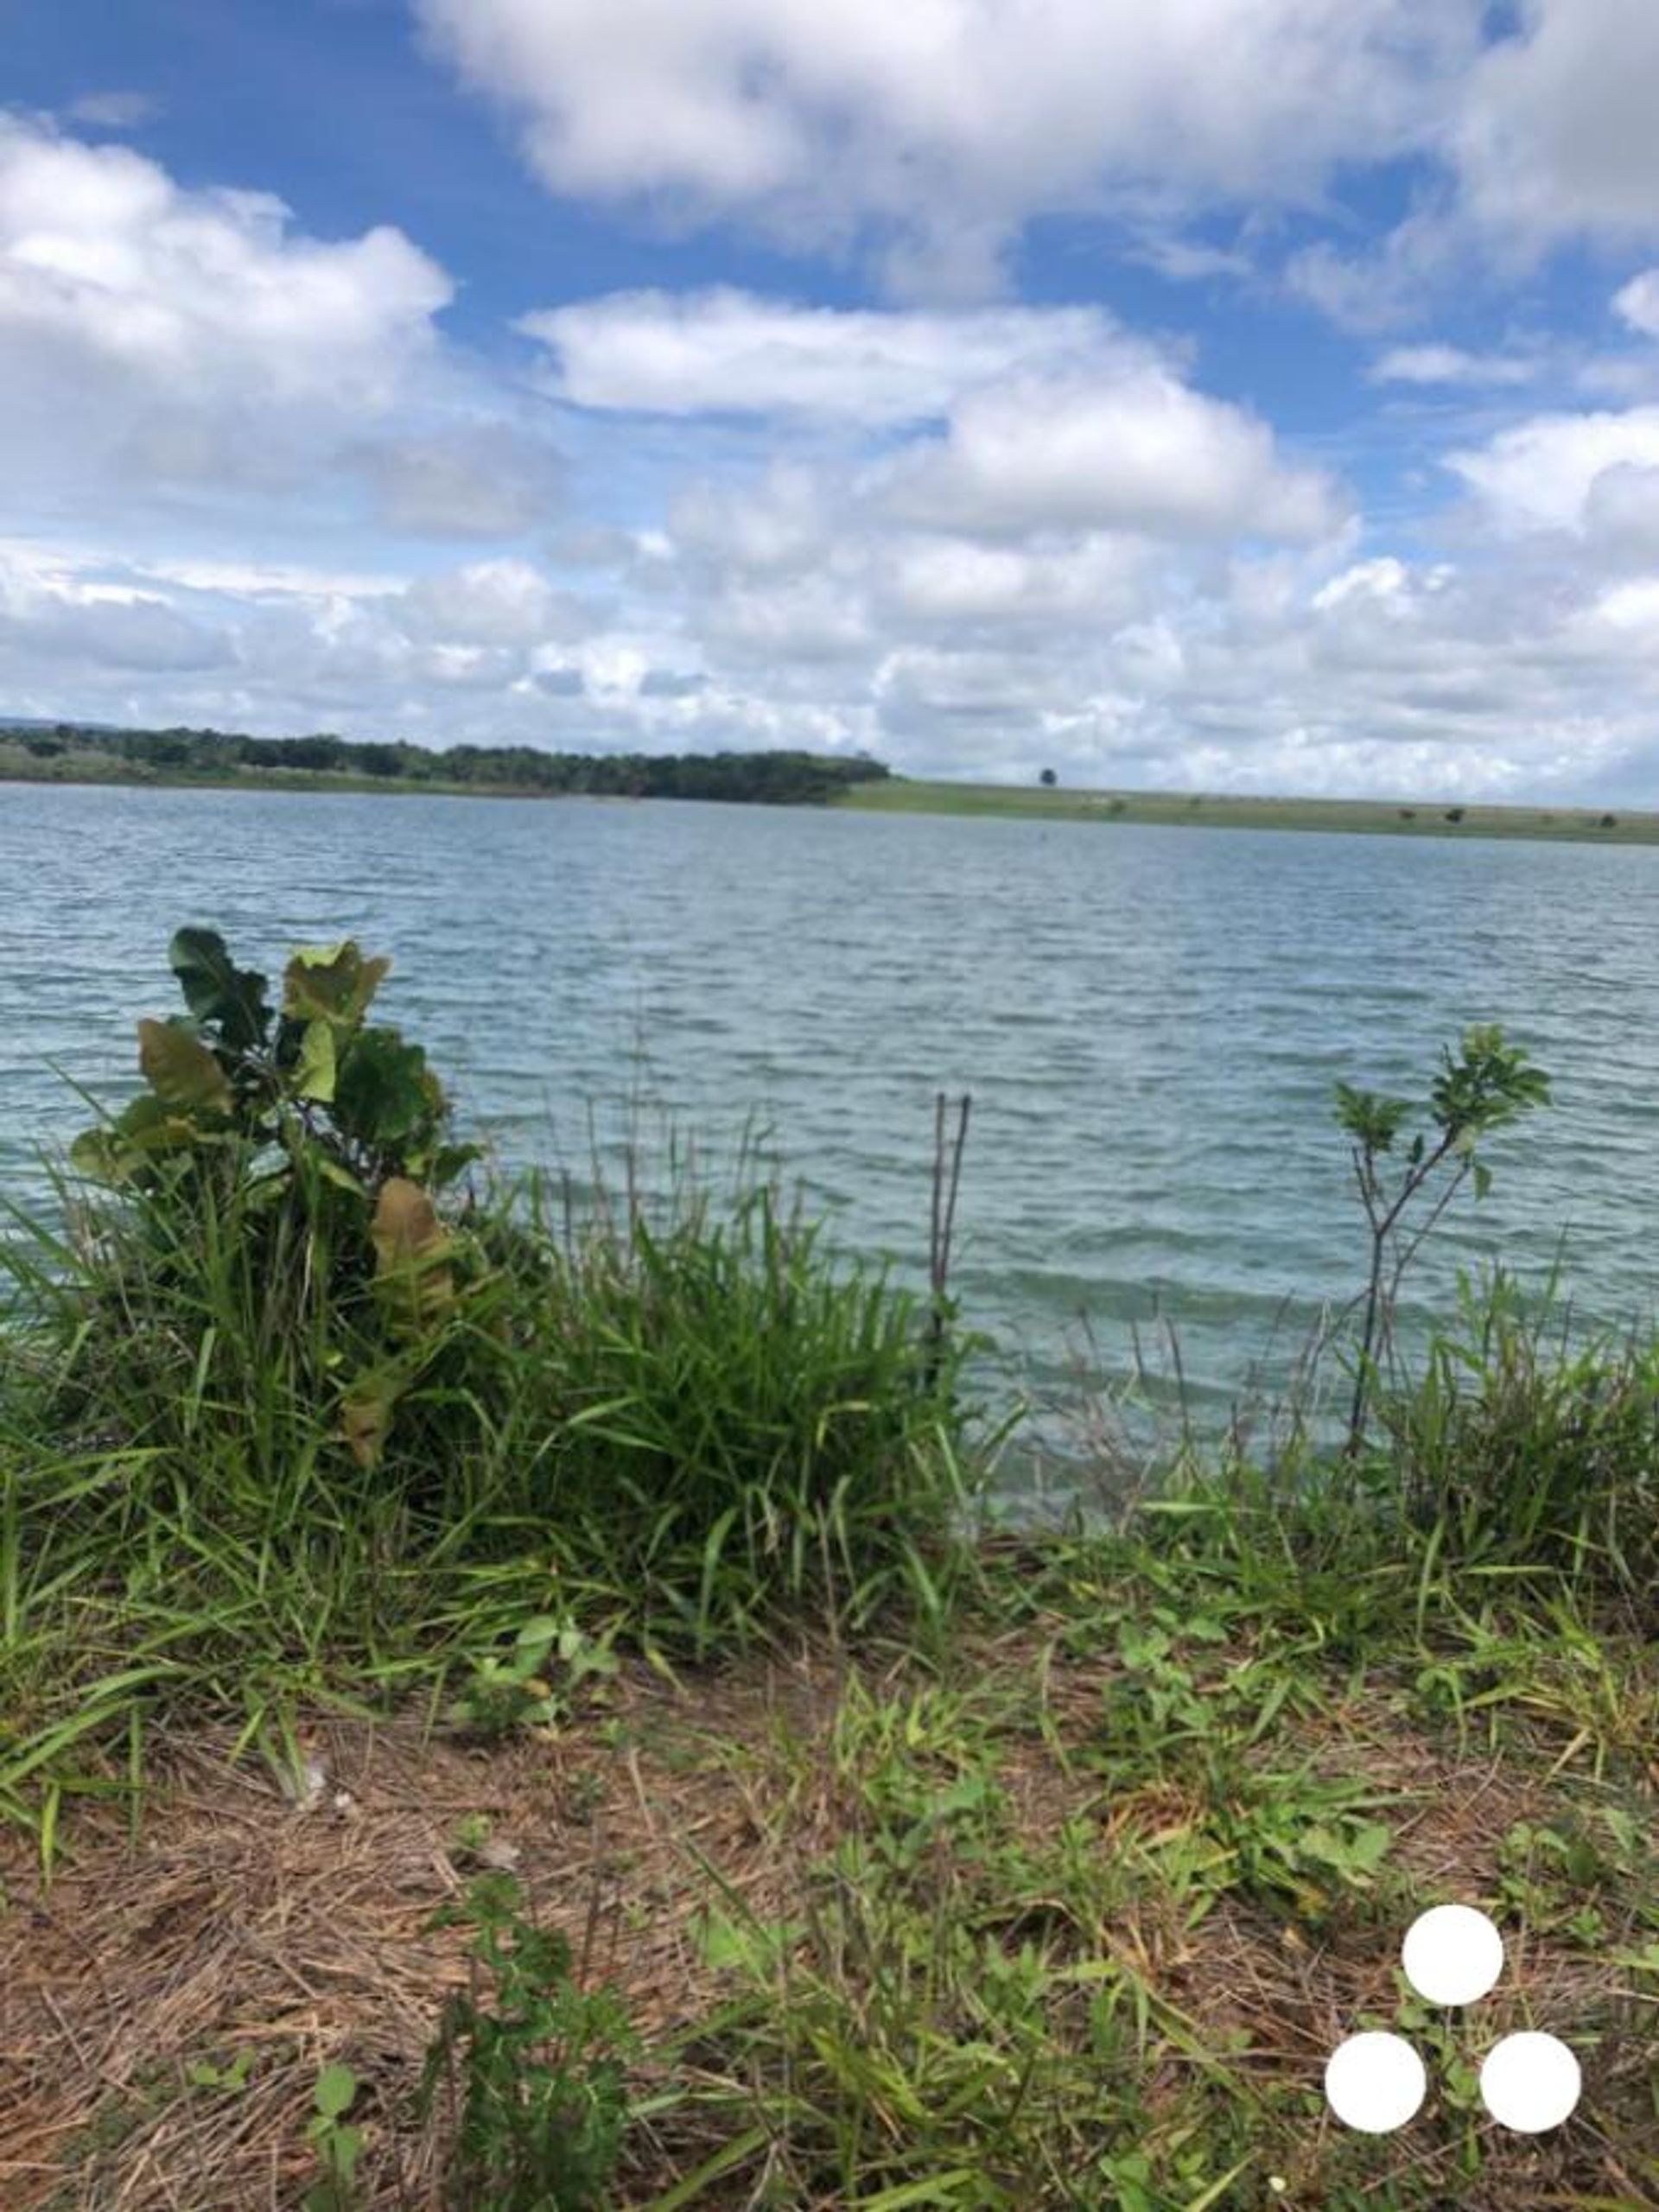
left=0, top=1652, right=829, bottom=2211
left=2, top=1621, right=1655, bottom=2211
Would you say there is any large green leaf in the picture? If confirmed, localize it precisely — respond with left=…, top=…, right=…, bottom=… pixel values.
left=283, top=943, right=391, bottom=1026
left=334, top=1028, right=444, bottom=1152
left=168, top=928, right=270, bottom=1052
left=137, top=1019, right=232, bottom=1115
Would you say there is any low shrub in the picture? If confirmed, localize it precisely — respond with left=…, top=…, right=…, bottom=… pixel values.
left=0, top=929, right=979, bottom=1839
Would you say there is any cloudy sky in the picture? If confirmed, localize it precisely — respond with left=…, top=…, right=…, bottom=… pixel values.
left=9, top=1, right=1659, bottom=797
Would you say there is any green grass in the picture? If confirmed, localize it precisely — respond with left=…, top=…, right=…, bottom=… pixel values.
left=0, top=1144, right=976, bottom=1860
left=836, top=776, right=1659, bottom=846
left=636, top=1505, right=1659, bottom=2211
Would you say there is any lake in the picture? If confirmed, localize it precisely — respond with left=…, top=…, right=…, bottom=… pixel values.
left=4, top=781, right=1658, bottom=1477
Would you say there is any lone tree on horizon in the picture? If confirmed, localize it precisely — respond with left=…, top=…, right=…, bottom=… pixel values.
left=1039, top=767, right=1058, bottom=787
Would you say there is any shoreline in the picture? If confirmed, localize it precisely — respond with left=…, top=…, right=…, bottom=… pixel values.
left=8, top=756, right=1659, bottom=847
left=835, top=776, right=1659, bottom=847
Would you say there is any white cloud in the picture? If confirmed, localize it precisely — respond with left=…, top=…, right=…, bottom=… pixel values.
left=422, top=0, right=1479, bottom=294
left=1371, top=343, right=1536, bottom=386
left=1453, top=0, right=1659, bottom=248
left=1613, top=269, right=1659, bottom=338
left=1578, top=576, right=1659, bottom=643
left=10, top=514, right=1659, bottom=803
left=1582, top=463, right=1659, bottom=562
left=395, top=558, right=600, bottom=649
left=1279, top=8, right=1659, bottom=331
left=12, top=92, right=1659, bottom=800
left=877, top=532, right=1148, bottom=629
left=881, top=368, right=1341, bottom=541
left=142, top=556, right=408, bottom=599
left=703, top=573, right=874, bottom=665
left=0, top=116, right=450, bottom=411
left=522, top=290, right=1121, bottom=423
left=1448, top=405, right=1659, bottom=532
left=669, top=463, right=834, bottom=572
left=0, top=558, right=234, bottom=673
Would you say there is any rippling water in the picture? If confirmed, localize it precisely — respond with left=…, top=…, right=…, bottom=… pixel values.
left=5, top=782, right=1659, bottom=1460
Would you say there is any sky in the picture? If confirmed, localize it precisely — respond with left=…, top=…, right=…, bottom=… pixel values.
left=8, top=1, right=1659, bottom=798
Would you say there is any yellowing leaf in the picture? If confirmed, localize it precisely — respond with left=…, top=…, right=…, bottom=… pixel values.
left=340, top=1382, right=395, bottom=1469
left=283, top=943, right=391, bottom=1025
left=137, top=1020, right=232, bottom=1115
left=371, top=1175, right=445, bottom=1269
left=370, top=1177, right=454, bottom=1332
left=295, top=1018, right=336, bottom=1103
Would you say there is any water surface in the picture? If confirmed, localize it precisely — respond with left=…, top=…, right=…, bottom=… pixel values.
left=5, top=783, right=1656, bottom=1465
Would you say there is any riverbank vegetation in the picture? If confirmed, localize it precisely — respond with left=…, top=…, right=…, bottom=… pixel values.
left=0, top=724, right=889, bottom=806
left=2, top=933, right=1656, bottom=2209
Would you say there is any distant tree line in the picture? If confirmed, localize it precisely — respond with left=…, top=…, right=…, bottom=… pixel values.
left=10, top=723, right=893, bottom=805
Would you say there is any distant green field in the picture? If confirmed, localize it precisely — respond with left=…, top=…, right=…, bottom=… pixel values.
left=835, top=775, right=1659, bottom=846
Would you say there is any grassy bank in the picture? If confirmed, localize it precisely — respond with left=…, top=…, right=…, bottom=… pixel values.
left=2, top=931, right=1656, bottom=2209
left=836, top=777, right=1659, bottom=847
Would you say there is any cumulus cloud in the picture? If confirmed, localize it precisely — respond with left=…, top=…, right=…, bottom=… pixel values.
left=1581, top=464, right=1659, bottom=563
left=1283, top=208, right=1464, bottom=334
left=10, top=505, right=1659, bottom=804
left=875, top=532, right=1149, bottom=631
left=0, top=559, right=234, bottom=674
left=669, top=463, right=835, bottom=573
left=1452, top=0, right=1659, bottom=248
left=421, top=0, right=1478, bottom=293
left=394, top=558, right=600, bottom=649
left=420, top=2, right=1659, bottom=333
left=1447, top=405, right=1659, bottom=532
left=13, top=80, right=1659, bottom=803
left=0, top=116, right=582, bottom=573
left=523, top=290, right=1123, bottom=421
left=1613, top=269, right=1659, bottom=338
left=1303, top=4, right=1659, bottom=331
left=880, top=369, right=1341, bottom=541
left=0, top=115, right=450, bottom=411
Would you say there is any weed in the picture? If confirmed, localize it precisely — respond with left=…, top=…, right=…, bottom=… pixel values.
left=442, top=1614, right=620, bottom=1742
left=419, top=1870, right=638, bottom=2211
left=302, top=2063, right=363, bottom=2212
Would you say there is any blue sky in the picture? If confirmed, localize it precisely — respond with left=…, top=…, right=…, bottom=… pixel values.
left=7, top=0, right=1659, bottom=798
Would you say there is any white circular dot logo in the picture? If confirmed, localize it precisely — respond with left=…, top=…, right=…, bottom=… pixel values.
left=1323, top=1904, right=1585, bottom=2136
left=1402, top=1904, right=1505, bottom=2006
left=1479, top=2031, right=1582, bottom=2133
left=1325, top=2031, right=1427, bottom=2133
